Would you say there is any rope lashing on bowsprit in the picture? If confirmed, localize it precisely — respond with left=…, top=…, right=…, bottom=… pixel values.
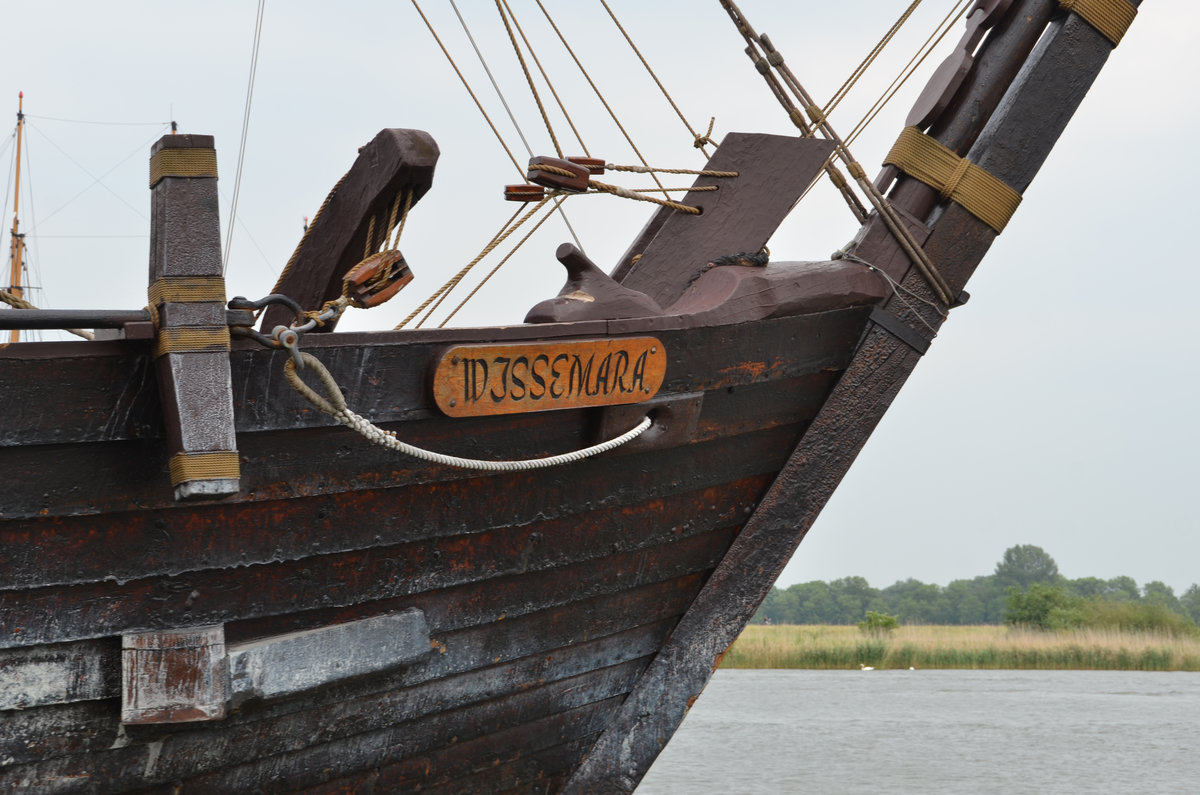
left=1059, top=0, right=1137, bottom=46
left=283, top=351, right=652, bottom=471
left=883, top=126, right=1022, bottom=233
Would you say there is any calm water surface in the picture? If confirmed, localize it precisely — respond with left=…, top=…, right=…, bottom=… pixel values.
left=636, top=669, right=1200, bottom=794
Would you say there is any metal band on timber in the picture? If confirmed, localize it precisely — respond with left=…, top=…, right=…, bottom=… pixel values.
left=883, top=126, right=1023, bottom=233
left=1060, top=0, right=1137, bottom=46
left=147, top=134, right=240, bottom=500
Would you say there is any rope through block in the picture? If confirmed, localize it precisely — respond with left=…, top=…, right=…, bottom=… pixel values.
left=883, top=126, right=1022, bottom=233
left=168, top=451, right=240, bottom=485
left=1059, top=0, right=1137, bottom=47
left=149, top=148, right=218, bottom=188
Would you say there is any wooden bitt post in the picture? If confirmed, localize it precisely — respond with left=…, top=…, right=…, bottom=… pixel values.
left=147, top=134, right=240, bottom=500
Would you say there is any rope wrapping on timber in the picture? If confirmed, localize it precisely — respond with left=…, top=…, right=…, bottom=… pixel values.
left=152, top=326, right=231, bottom=358
left=148, top=148, right=218, bottom=188
left=1059, top=0, right=1137, bottom=46
left=284, top=352, right=651, bottom=471
left=168, top=451, right=240, bottom=485
left=883, top=126, right=1022, bottom=233
left=147, top=277, right=227, bottom=305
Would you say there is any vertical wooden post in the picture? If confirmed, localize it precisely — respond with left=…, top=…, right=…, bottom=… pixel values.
left=147, top=134, right=239, bottom=500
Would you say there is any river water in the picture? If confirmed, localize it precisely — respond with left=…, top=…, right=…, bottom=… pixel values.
left=636, top=669, right=1200, bottom=793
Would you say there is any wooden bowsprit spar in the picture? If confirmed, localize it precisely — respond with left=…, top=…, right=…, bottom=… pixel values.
left=565, top=2, right=1143, bottom=790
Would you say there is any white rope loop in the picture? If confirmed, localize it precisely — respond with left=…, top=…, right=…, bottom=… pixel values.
left=285, top=352, right=653, bottom=471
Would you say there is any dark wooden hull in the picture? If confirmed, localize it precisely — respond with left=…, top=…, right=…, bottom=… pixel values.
left=0, top=307, right=871, bottom=792
left=1, top=2, right=1140, bottom=789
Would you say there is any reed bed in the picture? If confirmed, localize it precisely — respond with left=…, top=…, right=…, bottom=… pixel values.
left=721, top=625, right=1200, bottom=671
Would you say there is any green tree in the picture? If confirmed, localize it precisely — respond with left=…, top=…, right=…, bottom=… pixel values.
left=945, top=579, right=986, bottom=624
left=827, top=577, right=884, bottom=624
left=753, top=587, right=798, bottom=624
left=1181, top=584, right=1200, bottom=625
left=1065, top=576, right=1108, bottom=599
left=789, top=581, right=835, bottom=624
left=883, top=578, right=946, bottom=624
left=1104, top=576, right=1140, bottom=601
left=994, top=545, right=1061, bottom=590
left=1004, top=583, right=1083, bottom=629
left=858, top=611, right=899, bottom=635
left=1142, top=581, right=1185, bottom=616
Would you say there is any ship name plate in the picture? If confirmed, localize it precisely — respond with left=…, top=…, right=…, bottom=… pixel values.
left=433, top=337, right=666, bottom=417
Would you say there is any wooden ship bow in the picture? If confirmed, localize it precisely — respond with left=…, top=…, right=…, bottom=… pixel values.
left=0, top=1, right=1142, bottom=792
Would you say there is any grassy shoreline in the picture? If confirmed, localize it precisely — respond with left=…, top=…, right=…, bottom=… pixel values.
left=721, top=625, right=1200, bottom=671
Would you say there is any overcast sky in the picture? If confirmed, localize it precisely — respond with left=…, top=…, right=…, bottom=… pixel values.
left=4, top=1, right=1196, bottom=594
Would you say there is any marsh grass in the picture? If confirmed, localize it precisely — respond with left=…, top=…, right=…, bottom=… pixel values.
left=722, top=625, right=1200, bottom=671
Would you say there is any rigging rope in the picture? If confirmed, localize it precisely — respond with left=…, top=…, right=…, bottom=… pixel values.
left=450, top=0, right=584, bottom=251
left=599, top=0, right=714, bottom=158
left=499, top=0, right=590, bottom=156
left=395, top=201, right=542, bottom=329
left=790, top=0, right=970, bottom=210
left=495, top=0, right=562, bottom=158
left=532, top=0, right=670, bottom=201
left=223, top=0, right=266, bottom=276
left=411, top=0, right=525, bottom=178
left=439, top=196, right=563, bottom=327
left=845, top=0, right=972, bottom=146
left=722, top=0, right=955, bottom=306
left=823, top=0, right=925, bottom=122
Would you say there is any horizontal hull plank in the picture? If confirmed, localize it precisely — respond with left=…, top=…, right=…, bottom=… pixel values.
left=1, top=456, right=745, bottom=645
left=0, top=308, right=866, bottom=448
left=1, top=443, right=768, bottom=591
left=1, top=362, right=810, bottom=520
left=0, top=618, right=672, bottom=774
left=222, top=533, right=721, bottom=657
left=198, top=693, right=628, bottom=794
left=311, top=720, right=600, bottom=794
left=4, top=653, right=645, bottom=793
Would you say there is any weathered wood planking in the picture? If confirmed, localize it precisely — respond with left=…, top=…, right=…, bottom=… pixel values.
left=1, top=475, right=745, bottom=646
left=0, top=618, right=674, bottom=772
left=0, top=307, right=868, bottom=449
left=1, top=576, right=698, bottom=789
left=2, top=469, right=766, bottom=594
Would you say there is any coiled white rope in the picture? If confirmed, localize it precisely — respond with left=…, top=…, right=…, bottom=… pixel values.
left=284, top=352, right=652, bottom=471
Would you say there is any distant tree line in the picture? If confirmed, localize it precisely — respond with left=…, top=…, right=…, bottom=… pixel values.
left=753, top=545, right=1200, bottom=627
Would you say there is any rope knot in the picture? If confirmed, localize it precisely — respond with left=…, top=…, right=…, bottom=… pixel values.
left=693, top=117, right=716, bottom=150
left=940, top=156, right=971, bottom=201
